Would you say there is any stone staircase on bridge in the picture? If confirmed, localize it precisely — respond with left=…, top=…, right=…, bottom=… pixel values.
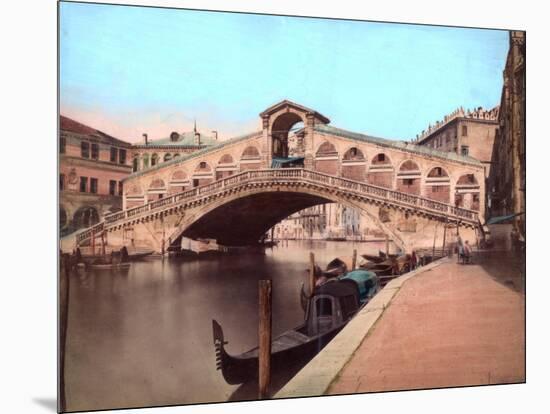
left=75, top=168, right=481, bottom=248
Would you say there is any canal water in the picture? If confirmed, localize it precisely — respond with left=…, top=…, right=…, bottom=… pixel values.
left=65, top=240, right=387, bottom=412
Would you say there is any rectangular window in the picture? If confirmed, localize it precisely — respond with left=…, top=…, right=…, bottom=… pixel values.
left=432, top=186, right=440, bottom=192
left=404, top=179, right=413, bottom=186
left=118, top=181, right=123, bottom=196
left=461, top=146, right=469, bottom=156
left=60, top=137, right=66, bottom=154
left=462, top=125, right=468, bottom=136
left=119, top=149, right=127, bottom=165
left=60, top=174, right=65, bottom=191
left=110, top=147, right=118, bottom=163
left=90, top=178, right=98, bottom=194
left=91, top=143, right=99, bottom=160
left=81, top=142, right=90, bottom=158
left=109, top=180, right=117, bottom=196
left=79, top=176, right=88, bottom=193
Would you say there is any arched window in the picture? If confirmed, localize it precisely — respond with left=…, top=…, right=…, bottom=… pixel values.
left=132, top=156, right=139, bottom=172
left=396, top=160, right=421, bottom=195
left=218, top=154, right=234, bottom=164
left=241, top=146, right=260, bottom=159
left=151, top=153, right=159, bottom=167
left=315, top=141, right=338, bottom=157
left=342, top=147, right=365, bottom=161
left=149, top=178, right=165, bottom=189
left=164, top=153, right=172, bottom=162
left=173, top=153, right=180, bottom=158
left=427, top=167, right=449, bottom=178
left=399, top=160, right=420, bottom=172
left=142, top=154, right=149, bottom=169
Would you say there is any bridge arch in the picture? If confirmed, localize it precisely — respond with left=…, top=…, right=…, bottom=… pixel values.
left=314, top=141, right=339, bottom=175
left=192, top=160, right=214, bottom=187
left=455, top=173, right=481, bottom=211
left=175, top=184, right=404, bottom=249
left=396, top=159, right=421, bottom=195
left=424, top=166, right=451, bottom=203
left=270, top=111, right=306, bottom=158
left=367, top=152, right=394, bottom=189
left=341, top=146, right=366, bottom=181
left=147, top=177, right=167, bottom=201
left=216, top=153, right=237, bottom=179
left=125, top=183, right=144, bottom=208
left=240, top=146, right=262, bottom=171
left=169, top=170, right=189, bottom=193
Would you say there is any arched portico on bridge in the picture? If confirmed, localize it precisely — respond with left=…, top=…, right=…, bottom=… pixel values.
left=91, top=100, right=486, bottom=253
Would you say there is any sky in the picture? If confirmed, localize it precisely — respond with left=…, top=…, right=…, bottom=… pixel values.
left=60, top=2, right=510, bottom=143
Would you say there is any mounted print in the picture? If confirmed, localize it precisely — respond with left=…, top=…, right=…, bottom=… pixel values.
left=58, top=1, right=525, bottom=412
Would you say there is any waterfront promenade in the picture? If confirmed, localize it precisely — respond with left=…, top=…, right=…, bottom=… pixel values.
left=276, top=250, right=525, bottom=397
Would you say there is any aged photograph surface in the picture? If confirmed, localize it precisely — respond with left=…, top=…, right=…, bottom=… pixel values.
left=58, top=1, right=525, bottom=412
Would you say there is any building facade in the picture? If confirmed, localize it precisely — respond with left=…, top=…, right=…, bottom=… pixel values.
left=488, top=31, right=526, bottom=239
left=131, top=127, right=217, bottom=173
left=413, top=106, right=499, bottom=212
left=59, top=116, right=133, bottom=235
left=272, top=202, right=383, bottom=241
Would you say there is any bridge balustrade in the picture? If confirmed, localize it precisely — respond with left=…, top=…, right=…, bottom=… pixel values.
left=80, top=168, right=480, bottom=246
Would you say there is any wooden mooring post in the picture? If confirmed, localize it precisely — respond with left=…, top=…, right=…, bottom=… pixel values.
left=309, top=252, right=316, bottom=297
left=258, top=280, right=272, bottom=399
left=352, top=249, right=357, bottom=271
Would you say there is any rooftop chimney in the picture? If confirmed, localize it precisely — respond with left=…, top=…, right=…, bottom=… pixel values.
left=194, top=120, right=200, bottom=146
left=142, top=133, right=148, bottom=146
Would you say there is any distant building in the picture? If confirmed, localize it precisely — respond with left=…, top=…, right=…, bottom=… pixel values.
left=59, top=116, right=132, bottom=235
left=413, top=106, right=499, bottom=213
left=488, top=31, right=525, bottom=239
left=414, top=106, right=499, bottom=177
left=131, top=125, right=217, bottom=172
left=273, top=203, right=373, bottom=241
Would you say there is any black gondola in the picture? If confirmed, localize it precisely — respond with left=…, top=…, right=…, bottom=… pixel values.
left=213, top=278, right=370, bottom=385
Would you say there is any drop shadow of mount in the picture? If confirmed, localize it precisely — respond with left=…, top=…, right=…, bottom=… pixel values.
left=227, top=353, right=313, bottom=402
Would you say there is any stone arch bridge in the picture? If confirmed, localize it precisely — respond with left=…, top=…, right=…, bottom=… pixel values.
left=74, top=100, right=485, bottom=253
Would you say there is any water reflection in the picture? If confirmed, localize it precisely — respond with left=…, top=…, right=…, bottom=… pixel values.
left=65, top=240, right=386, bottom=411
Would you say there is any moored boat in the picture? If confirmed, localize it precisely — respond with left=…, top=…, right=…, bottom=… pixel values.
left=213, top=274, right=380, bottom=385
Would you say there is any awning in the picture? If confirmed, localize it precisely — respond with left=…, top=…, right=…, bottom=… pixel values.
left=271, top=156, right=305, bottom=168
left=486, top=212, right=525, bottom=225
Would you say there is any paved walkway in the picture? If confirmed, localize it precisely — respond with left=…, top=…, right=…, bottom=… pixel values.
left=327, top=254, right=525, bottom=394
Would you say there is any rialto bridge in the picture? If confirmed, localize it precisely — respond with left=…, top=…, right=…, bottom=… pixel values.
left=74, top=100, right=486, bottom=253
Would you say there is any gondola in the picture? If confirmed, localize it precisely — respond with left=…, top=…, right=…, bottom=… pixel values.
left=361, top=254, right=386, bottom=264
left=213, top=274, right=379, bottom=385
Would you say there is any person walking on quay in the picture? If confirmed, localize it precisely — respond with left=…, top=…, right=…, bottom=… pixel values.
left=456, top=234, right=463, bottom=263
left=463, top=240, right=472, bottom=264
left=410, top=250, right=418, bottom=271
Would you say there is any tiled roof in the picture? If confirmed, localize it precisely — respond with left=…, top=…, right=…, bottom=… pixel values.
left=60, top=115, right=98, bottom=135
left=315, top=124, right=483, bottom=167
left=60, top=115, right=131, bottom=147
left=134, top=131, right=217, bottom=148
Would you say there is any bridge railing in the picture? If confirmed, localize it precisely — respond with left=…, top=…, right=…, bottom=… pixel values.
left=77, top=168, right=479, bottom=246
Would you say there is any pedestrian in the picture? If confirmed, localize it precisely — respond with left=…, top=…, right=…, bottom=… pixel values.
left=456, top=235, right=463, bottom=263
left=463, top=240, right=472, bottom=264
left=410, top=250, right=418, bottom=270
